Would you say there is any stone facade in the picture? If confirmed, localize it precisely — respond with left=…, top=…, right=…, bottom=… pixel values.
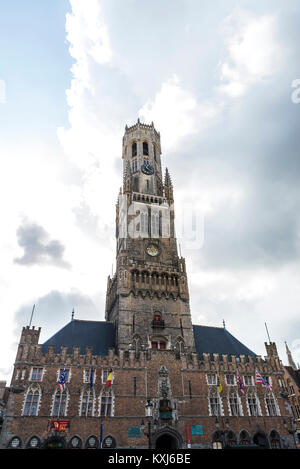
left=281, top=344, right=300, bottom=447
left=0, top=121, right=296, bottom=449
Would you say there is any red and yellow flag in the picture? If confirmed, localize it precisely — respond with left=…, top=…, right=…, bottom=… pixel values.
left=105, top=372, right=113, bottom=388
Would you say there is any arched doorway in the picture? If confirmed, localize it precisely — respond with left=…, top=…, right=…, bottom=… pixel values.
left=155, top=434, right=178, bottom=449
left=153, top=427, right=183, bottom=449
left=43, top=435, right=66, bottom=449
left=253, top=431, right=269, bottom=449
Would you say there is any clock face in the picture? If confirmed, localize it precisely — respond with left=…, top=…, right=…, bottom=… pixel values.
left=146, top=243, right=160, bottom=257
left=141, top=161, right=154, bottom=175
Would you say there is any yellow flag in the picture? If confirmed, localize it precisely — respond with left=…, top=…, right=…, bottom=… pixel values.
left=217, top=372, right=222, bottom=393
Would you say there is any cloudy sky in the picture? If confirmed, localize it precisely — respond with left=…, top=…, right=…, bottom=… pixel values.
left=1, top=0, right=300, bottom=381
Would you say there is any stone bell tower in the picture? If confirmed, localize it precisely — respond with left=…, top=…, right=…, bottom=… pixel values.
left=105, top=120, right=195, bottom=354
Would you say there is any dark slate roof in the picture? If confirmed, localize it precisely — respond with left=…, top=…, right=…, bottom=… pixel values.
left=42, top=320, right=115, bottom=356
left=193, top=325, right=257, bottom=361
left=42, top=319, right=256, bottom=361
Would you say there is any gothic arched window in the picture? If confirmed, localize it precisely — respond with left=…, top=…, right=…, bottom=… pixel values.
left=132, top=160, right=138, bottom=173
left=228, top=391, right=241, bottom=416
left=208, top=388, right=222, bottom=416
left=99, top=389, right=114, bottom=417
left=265, top=393, right=279, bottom=416
left=80, top=389, right=95, bottom=417
left=246, top=390, right=260, bottom=416
left=141, top=212, right=148, bottom=235
left=52, top=389, right=68, bottom=417
left=143, top=141, right=149, bottom=155
left=151, top=212, right=159, bottom=237
left=23, top=385, right=41, bottom=416
left=132, top=142, right=137, bottom=157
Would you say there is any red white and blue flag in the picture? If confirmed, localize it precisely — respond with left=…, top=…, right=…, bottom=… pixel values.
left=255, top=371, right=272, bottom=390
left=57, top=368, right=67, bottom=392
left=237, top=372, right=245, bottom=395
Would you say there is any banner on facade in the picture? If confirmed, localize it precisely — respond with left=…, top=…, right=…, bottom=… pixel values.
left=191, top=425, right=203, bottom=435
left=50, top=420, right=70, bottom=432
left=186, top=425, right=191, bottom=448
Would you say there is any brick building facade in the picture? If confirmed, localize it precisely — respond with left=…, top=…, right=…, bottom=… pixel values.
left=0, top=121, right=296, bottom=449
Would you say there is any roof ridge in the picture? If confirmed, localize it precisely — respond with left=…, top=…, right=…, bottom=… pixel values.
left=72, top=319, right=113, bottom=324
left=193, top=324, right=224, bottom=330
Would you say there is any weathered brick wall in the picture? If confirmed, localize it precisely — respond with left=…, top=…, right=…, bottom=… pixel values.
left=1, top=333, right=293, bottom=449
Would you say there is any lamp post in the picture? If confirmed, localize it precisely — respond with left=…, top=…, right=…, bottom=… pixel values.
left=283, top=418, right=298, bottom=449
left=141, top=400, right=158, bottom=449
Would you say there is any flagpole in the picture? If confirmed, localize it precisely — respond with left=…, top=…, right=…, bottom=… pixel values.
left=265, top=322, right=271, bottom=343
left=100, top=422, right=103, bottom=449
left=29, top=304, right=35, bottom=327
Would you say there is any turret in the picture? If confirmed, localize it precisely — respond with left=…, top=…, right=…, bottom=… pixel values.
left=164, top=168, right=174, bottom=203
left=285, top=341, right=297, bottom=370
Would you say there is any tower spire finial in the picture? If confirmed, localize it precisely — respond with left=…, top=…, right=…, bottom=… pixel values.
left=285, top=341, right=297, bottom=369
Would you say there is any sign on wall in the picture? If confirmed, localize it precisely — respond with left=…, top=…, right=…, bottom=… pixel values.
left=50, top=420, right=70, bottom=432
left=128, top=426, right=142, bottom=438
left=191, top=425, right=203, bottom=435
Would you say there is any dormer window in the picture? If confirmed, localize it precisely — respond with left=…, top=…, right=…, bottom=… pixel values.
left=132, top=142, right=137, bottom=157
left=143, top=141, right=149, bottom=156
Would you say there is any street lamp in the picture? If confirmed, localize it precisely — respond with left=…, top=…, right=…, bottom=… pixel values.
left=283, top=418, right=298, bottom=449
left=141, top=400, right=158, bottom=449
left=145, top=399, right=153, bottom=418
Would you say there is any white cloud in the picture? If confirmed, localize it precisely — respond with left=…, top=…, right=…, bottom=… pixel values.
left=58, top=0, right=123, bottom=244
left=66, top=0, right=112, bottom=79
left=138, top=74, right=224, bottom=152
left=138, top=74, right=198, bottom=151
left=218, top=9, right=284, bottom=97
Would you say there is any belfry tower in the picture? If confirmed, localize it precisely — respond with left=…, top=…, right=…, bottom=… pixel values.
left=105, top=120, right=195, bottom=354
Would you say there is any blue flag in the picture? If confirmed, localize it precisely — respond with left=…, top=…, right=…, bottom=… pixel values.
left=90, top=368, right=94, bottom=389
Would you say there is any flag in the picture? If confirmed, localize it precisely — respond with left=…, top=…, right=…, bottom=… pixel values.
left=237, top=372, right=245, bottom=395
left=57, top=368, right=67, bottom=392
left=256, top=371, right=272, bottom=390
left=105, top=371, right=113, bottom=388
left=217, top=372, right=222, bottom=393
left=90, top=368, right=94, bottom=389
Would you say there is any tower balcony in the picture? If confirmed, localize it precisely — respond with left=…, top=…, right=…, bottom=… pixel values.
left=151, top=319, right=165, bottom=329
left=132, top=192, right=167, bottom=205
